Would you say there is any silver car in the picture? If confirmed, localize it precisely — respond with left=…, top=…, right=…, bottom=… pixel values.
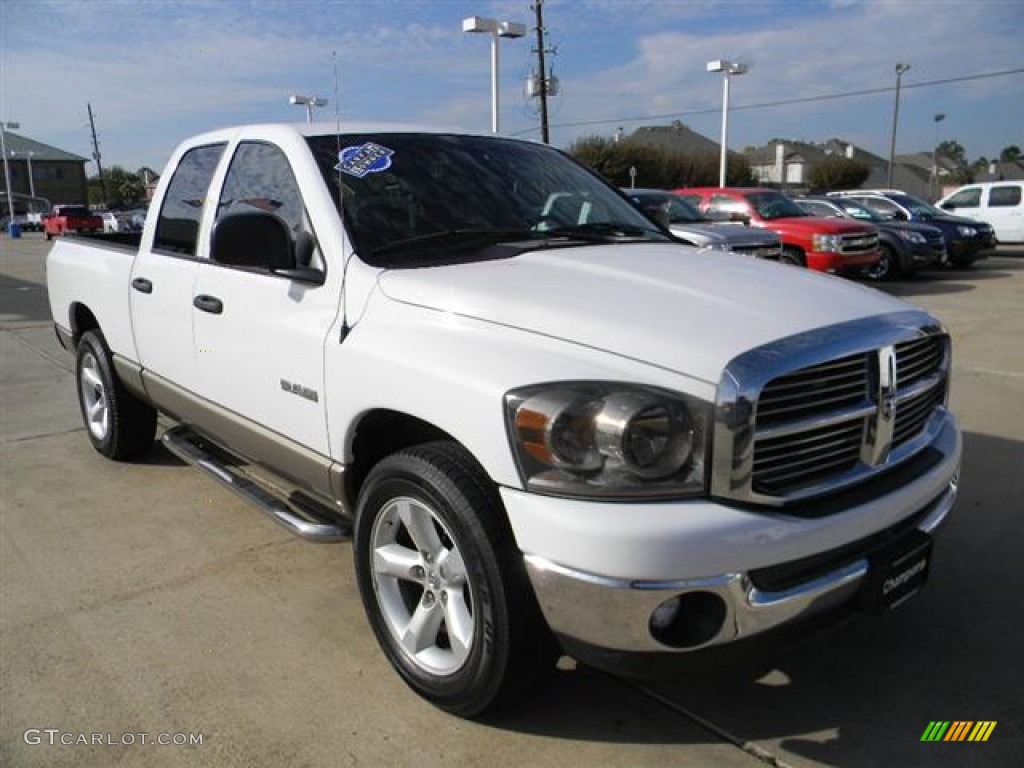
left=624, top=188, right=782, bottom=259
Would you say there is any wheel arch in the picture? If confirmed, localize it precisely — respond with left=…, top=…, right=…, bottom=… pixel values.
left=69, top=302, right=101, bottom=347
left=345, top=409, right=494, bottom=512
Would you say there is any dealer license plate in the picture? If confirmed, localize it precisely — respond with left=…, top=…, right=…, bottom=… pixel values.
left=858, top=531, right=933, bottom=614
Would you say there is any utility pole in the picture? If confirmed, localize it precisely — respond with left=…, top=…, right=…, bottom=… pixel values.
left=532, top=1, right=550, bottom=144
left=87, top=103, right=107, bottom=206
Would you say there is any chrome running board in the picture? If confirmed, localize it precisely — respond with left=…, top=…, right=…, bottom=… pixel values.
left=162, top=425, right=350, bottom=542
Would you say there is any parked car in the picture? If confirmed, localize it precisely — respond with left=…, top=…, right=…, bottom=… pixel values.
left=622, top=188, right=782, bottom=259
left=936, top=182, right=1024, bottom=243
left=48, top=123, right=960, bottom=716
left=796, top=197, right=946, bottom=280
left=101, top=211, right=136, bottom=233
left=674, top=187, right=880, bottom=274
left=828, top=191, right=995, bottom=267
left=43, top=205, right=103, bottom=240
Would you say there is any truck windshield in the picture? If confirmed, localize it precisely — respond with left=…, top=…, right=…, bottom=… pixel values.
left=888, top=194, right=946, bottom=218
left=306, top=133, right=666, bottom=266
left=745, top=192, right=808, bottom=220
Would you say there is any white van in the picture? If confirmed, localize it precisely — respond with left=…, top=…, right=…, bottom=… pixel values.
left=937, top=182, right=1024, bottom=243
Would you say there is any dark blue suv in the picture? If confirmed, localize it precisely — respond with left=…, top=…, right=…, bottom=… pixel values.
left=829, top=192, right=995, bottom=267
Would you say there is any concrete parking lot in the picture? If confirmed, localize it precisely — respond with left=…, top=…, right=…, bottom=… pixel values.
left=2, top=233, right=1022, bottom=767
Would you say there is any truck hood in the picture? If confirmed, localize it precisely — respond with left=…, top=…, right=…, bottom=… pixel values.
left=377, top=243, right=911, bottom=384
left=669, top=222, right=778, bottom=248
left=758, top=216, right=875, bottom=235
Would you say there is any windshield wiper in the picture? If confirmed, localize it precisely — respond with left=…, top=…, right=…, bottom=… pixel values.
left=369, top=228, right=534, bottom=257
left=538, top=222, right=663, bottom=241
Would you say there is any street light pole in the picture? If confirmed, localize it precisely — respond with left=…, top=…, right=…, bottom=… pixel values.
left=1, top=121, right=20, bottom=230
left=931, top=112, right=946, bottom=200
left=462, top=16, right=527, bottom=134
left=289, top=94, right=327, bottom=124
left=706, top=59, right=749, bottom=187
left=887, top=63, right=911, bottom=189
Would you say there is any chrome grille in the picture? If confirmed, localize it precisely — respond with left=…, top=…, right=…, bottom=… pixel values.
left=757, top=353, right=869, bottom=426
left=748, top=332, right=947, bottom=498
left=839, top=232, right=879, bottom=255
left=894, top=384, right=945, bottom=446
left=753, top=421, right=863, bottom=494
left=895, top=336, right=943, bottom=389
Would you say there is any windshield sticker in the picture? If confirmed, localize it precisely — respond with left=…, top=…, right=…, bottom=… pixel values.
left=336, top=143, right=394, bottom=178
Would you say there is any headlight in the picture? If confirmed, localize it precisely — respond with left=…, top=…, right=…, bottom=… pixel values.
left=957, top=225, right=977, bottom=237
left=898, top=230, right=926, bottom=244
left=812, top=233, right=841, bottom=252
left=505, top=382, right=710, bottom=499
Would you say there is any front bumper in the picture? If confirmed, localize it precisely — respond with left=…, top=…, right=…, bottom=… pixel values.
left=525, top=479, right=954, bottom=656
left=806, top=248, right=880, bottom=273
left=505, top=411, right=960, bottom=660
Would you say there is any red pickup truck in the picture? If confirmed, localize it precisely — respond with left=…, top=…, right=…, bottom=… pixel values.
left=44, top=205, right=103, bottom=240
left=674, top=188, right=880, bottom=274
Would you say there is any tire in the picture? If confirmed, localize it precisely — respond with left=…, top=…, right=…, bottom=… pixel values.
left=354, top=441, right=556, bottom=717
left=75, top=330, right=157, bottom=460
left=864, top=244, right=902, bottom=281
left=780, top=247, right=806, bottom=267
left=45, top=230, right=53, bottom=241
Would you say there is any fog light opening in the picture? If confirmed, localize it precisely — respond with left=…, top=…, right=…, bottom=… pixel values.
left=649, top=591, right=727, bottom=649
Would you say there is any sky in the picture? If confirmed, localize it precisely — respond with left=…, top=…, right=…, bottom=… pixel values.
left=2, top=0, right=1022, bottom=174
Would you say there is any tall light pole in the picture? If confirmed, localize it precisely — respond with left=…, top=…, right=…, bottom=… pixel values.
left=289, top=94, right=327, bottom=124
left=10, top=150, right=37, bottom=198
left=1, top=121, right=20, bottom=231
left=462, top=15, right=527, bottom=134
left=930, top=112, right=946, bottom=200
left=887, top=62, right=911, bottom=189
left=706, top=59, right=749, bottom=187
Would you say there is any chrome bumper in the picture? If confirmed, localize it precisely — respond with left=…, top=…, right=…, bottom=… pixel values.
left=525, top=477, right=957, bottom=654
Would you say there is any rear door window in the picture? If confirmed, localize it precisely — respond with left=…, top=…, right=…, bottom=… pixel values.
left=153, top=143, right=226, bottom=256
left=988, top=185, right=1021, bottom=207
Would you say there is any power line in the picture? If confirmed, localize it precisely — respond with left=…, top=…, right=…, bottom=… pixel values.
left=510, top=66, right=1024, bottom=137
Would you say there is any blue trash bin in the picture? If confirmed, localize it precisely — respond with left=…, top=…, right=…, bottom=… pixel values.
left=7, top=221, right=21, bottom=238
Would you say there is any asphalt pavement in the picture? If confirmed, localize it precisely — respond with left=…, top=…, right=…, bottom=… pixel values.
left=2, top=232, right=1022, bottom=767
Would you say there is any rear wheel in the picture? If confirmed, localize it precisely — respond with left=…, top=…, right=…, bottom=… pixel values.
left=75, top=330, right=156, bottom=459
left=354, top=441, right=555, bottom=717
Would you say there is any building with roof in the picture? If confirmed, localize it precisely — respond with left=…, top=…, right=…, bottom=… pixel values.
left=628, top=121, right=724, bottom=157
left=1, top=130, right=90, bottom=215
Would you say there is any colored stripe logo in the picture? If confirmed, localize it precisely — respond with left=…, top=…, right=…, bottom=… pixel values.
left=921, top=721, right=997, bottom=742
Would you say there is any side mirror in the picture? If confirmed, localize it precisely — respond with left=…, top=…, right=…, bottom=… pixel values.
left=729, top=211, right=751, bottom=225
left=940, top=202, right=954, bottom=210
left=211, top=211, right=296, bottom=271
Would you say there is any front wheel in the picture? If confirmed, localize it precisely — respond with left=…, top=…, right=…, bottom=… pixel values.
left=75, top=330, right=157, bottom=459
left=354, top=442, right=555, bottom=717
left=779, top=247, right=806, bottom=267
left=864, top=244, right=902, bottom=281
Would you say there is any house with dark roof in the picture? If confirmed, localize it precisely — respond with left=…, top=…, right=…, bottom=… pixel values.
left=628, top=121, right=724, bottom=157
left=975, top=160, right=1024, bottom=182
left=1, top=130, right=90, bottom=214
left=745, top=138, right=888, bottom=190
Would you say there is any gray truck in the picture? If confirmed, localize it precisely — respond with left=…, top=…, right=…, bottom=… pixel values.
left=624, top=188, right=782, bottom=259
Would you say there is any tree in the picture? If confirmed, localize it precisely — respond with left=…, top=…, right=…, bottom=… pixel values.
left=567, top=135, right=753, bottom=189
left=935, top=140, right=966, bottom=164
left=807, top=156, right=871, bottom=192
left=999, top=145, right=1021, bottom=163
left=88, top=166, right=145, bottom=208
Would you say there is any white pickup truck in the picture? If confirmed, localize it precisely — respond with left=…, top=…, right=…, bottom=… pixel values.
left=47, top=123, right=961, bottom=716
